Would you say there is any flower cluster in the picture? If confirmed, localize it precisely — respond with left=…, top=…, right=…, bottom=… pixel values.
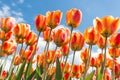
left=0, top=8, right=120, bottom=80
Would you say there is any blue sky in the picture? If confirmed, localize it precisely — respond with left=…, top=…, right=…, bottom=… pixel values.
left=0, top=0, right=120, bottom=67
left=1, top=0, right=120, bottom=33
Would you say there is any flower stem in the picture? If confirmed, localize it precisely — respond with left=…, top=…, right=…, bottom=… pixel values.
left=43, top=28, right=52, bottom=80
left=25, top=32, right=41, bottom=79
left=112, top=48, right=115, bottom=80
left=83, top=45, right=92, bottom=79
left=62, top=27, right=73, bottom=79
left=100, top=36, right=107, bottom=80
left=68, top=50, right=76, bottom=80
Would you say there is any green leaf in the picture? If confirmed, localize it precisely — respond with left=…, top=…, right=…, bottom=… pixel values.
left=55, top=58, right=62, bottom=80
left=25, top=61, right=32, bottom=79
left=36, top=65, right=41, bottom=77
left=0, top=65, right=3, bottom=75
left=96, top=71, right=103, bottom=80
left=80, top=77, right=83, bottom=80
left=16, top=61, right=26, bottom=80
left=85, top=70, right=95, bottom=80
left=26, top=70, right=36, bottom=80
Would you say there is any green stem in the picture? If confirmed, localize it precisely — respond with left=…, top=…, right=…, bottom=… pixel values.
left=43, top=28, right=52, bottom=80
left=68, top=50, right=76, bottom=80
left=83, top=45, right=92, bottom=79
left=7, top=43, right=18, bottom=79
left=25, top=32, right=41, bottom=79
left=62, top=27, right=73, bottom=79
left=100, top=36, right=107, bottom=80
left=112, top=48, right=115, bottom=80
left=1, top=55, right=8, bottom=75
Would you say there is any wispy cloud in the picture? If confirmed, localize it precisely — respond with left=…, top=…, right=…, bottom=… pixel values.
left=0, top=5, right=25, bottom=23
left=18, top=0, right=24, bottom=4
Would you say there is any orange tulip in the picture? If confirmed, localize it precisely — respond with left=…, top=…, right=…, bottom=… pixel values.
left=47, top=50, right=55, bottom=64
left=13, top=55, right=21, bottom=65
left=37, top=54, right=43, bottom=66
left=84, top=27, right=98, bottom=45
left=2, top=40, right=16, bottom=55
left=96, top=53, right=104, bottom=67
left=80, top=48, right=89, bottom=63
left=25, top=32, right=37, bottom=46
left=61, top=62, right=70, bottom=73
left=46, top=10, right=62, bottom=29
left=22, top=50, right=32, bottom=61
left=71, top=32, right=84, bottom=51
left=0, top=17, right=15, bottom=33
left=106, top=58, right=113, bottom=69
left=0, top=30, right=12, bottom=41
left=66, top=8, right=82, bottom=28
left=109, top=33, right=120, bottom=48
left=42, top=27, right=54, bottom=42
left=108, top=47, right=120, bottom=58
left=35, top=14, right=47, bottom=32
left=54, top=28, right=70, bottom=47
left=93, top=16, right=120, bottom=37
left=60, top=44, right=69, bottom=56
left=14, top=23, right=30, bottom=39
left=71, top=64, right=80, bottom=78
left=79, top=64, right=85, bottom=73
left=97, top=34, right=106, bottom=49
left=90, top=57, right=97, bottom=67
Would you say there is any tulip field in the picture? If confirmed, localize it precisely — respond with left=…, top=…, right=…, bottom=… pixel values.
left=0, top=8, right=120, bottom=80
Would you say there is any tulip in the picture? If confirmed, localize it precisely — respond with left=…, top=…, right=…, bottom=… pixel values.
left=109, top=33, right=120, bottom=48
left=2, top=70, right=7, bottom=78
left=71, top=64, right=80, bottom=78
left=93, top=16, right=120, bottom=37
left=97, top=34, right=106, bottom=49
left=61, top=62, right=70, bottom=73
left=54, top=28, right=70, bottom=47
left=47, top=50, right=55, bottom=64
left=13, top=55, right=21, bottom=65
left=42, top=27, right=54, bottom=42
left=66, top=8, right=82, bottom=28
left=37, top=54, right=43, bottom=66
left=14, top=23, right=30, bottom=39
left=25, top=32, right=37, bottom=46
left=0, top=17, right=15, bottom=33
left=0, top=30, right=12, bottom=41
left=71, top=32, right=84, bottom=51
left=63, top=72, right=70, bottom=80
left=46, top=10, right=62, bottom=29
left=80, top=48, right=89, bottom=63
left=2, top=40, right=17, bottom=55
left=60, top=44, right=69, bottom=56
left=79, top=64, right=85, bottom=73
left=108, top=47, right=120, bottom=58
left=84, top=27, right=98, bottom=45
left=90, top=57, right=97, bottom=67
left=35, top=14, right=47, bottom=32
left=96, top=53, right=104, bottom=67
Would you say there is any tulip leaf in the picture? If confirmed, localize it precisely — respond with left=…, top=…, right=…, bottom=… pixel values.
left=36, top=65, right=41, bottom=77
left=79, top=78, right=83, bottom=80
left=26, top=70, right=36, bottom=80
left=16, top=61, right=26, bottom=80
left=96, top=70, right=102, bottom=80
left=85, top=70, right=95, bottom=80
left=55, top=58, right=62, bottom=80
left=25, top=61, right=32, bottom=79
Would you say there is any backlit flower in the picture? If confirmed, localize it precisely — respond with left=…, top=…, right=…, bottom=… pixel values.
left=93, top=16, right=120, bottom=37
left=71, top=32, right=84, bottom=51
left=66, top=8, right=82, bottom=28
left=109, top=33, right=120, bottom=48
left=46, top=10, right=62, bottom=29
left=0, top=17, right=15, bottom=33
left=35, top=14, right=47, bottom=32
left=54, top=28, right=70, bottom=47
left=84, top=27, right=98, bottom=45
left=108, top=47, right=120, bottom=58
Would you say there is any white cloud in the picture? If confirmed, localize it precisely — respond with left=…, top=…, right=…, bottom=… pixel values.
left=0, top=5, right=25, bottom=23
left=18, top=0, right=24, bottom=4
